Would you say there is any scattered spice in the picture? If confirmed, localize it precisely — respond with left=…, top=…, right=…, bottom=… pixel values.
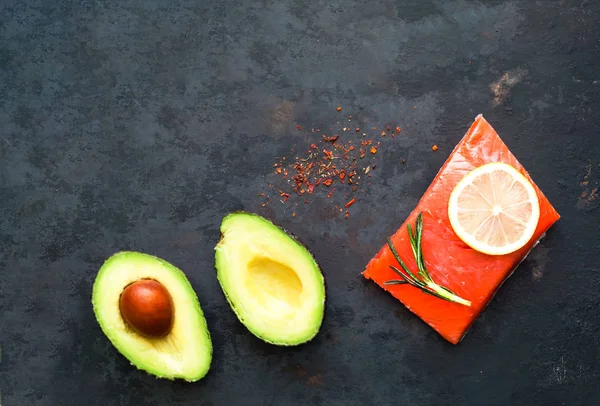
left=345, top=211, right=350, bottom=219
left=432, top=145, right=438, bottom=151
left=345, top=198, right=356, bottom=208
left=402, top=158, right=406, bottom=164
left=336, top=106, right=342, bottom=111
left=260, top=115, right=408, bottom=217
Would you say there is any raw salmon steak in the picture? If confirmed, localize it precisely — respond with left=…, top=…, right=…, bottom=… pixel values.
left=362, top=115, right=560, bottom=344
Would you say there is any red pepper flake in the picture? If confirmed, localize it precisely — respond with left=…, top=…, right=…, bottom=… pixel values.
left=355, top=127, right=360, bottom=132
left=276, top=167, right=282, bottom=174
left=292, top=212, right=296, bottom=218
left=310, top=143, right=318, bottom=149
left=337, top=106, right=342, bottom=111
left=322, top=135, right=339, bottom=143
left=345, top=211, right=350, bottom=219
left=296, top=124, right=302, bottom=131
left=432, top=145, right=439, bottom=151
left=327, top=191, right=333, bottom=198
left=323, top=179, right=333, bottom=187
left=396, top=126, right=401, bottom=133
left=345, top=197, right=356, bottom=208
left=308, top=184, right=315, bottom=194
left=323, top=149, right=333, bottom=160
left=260, top=192, right=264, bottom=196
left=370, top=147, right=377, bottom=154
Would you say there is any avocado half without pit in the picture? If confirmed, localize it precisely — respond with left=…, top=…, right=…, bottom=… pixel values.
left=92, top=252, right=212, bottom=382
left=215, top=212, right=326, bottom=346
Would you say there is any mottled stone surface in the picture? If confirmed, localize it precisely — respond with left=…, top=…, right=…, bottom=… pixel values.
left=1, top=1, right=599, bottom=405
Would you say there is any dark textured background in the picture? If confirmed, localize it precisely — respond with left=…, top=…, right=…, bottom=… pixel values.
left=1, top=0, right=599, bottom=405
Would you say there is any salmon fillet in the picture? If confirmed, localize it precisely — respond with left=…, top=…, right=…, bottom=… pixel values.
left=362, top=115, right=560, bottom=344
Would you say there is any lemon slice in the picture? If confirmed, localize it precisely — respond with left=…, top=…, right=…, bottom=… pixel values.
left=448, top=162, right=540, bottom=256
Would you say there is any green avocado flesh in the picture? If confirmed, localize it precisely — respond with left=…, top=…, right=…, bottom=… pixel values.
left=92, top=251, right=213, bottom=381
left=215, top=212, right=326, bottom=346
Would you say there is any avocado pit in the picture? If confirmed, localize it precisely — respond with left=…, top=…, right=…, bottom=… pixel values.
left=119, top=278, right=174, bottom=338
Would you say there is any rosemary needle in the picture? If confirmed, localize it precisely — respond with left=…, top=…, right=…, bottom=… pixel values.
left=383, top=212, right=472, bottom=307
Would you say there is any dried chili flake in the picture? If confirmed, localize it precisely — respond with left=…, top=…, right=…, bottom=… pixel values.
left=355, top=127, right=360, bottom=132
left=370, top=147, right=377, bottom=154
left=323, top=179, right=333, bottom=187
left=323, top=149, right=333, bottom=160
left=327, top=191, right=333, bottom=198
left=322, top=135, right=339, bottom=143
left=296, top=124, right=302, bottom=131
left=308, top=184, right=315, bottom=194
left=337, top=106, right=342, bottom=111
left=402, top=158, right=406, bottom=164
left=396, top=126, right=401, bottom=133
left=310, top=143, right=318, bottom=149
left=345, top=211, right=350, bottom=219
left=345, top=197, right=356, bottom=208
left=292, top=212, right=296, bottom=218
left=432, top=145, right=438, bottom=151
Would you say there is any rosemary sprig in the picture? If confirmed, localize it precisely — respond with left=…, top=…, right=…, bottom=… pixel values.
left=383, top=212, right=472, bottom=307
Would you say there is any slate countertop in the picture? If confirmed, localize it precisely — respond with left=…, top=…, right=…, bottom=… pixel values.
left=1, top=1, right=599, bottom=405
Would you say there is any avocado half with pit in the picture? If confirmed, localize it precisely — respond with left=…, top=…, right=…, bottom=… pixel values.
left=92, top=252, right=212, bottom=381
left=215, top=212, right=326, bottom=345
